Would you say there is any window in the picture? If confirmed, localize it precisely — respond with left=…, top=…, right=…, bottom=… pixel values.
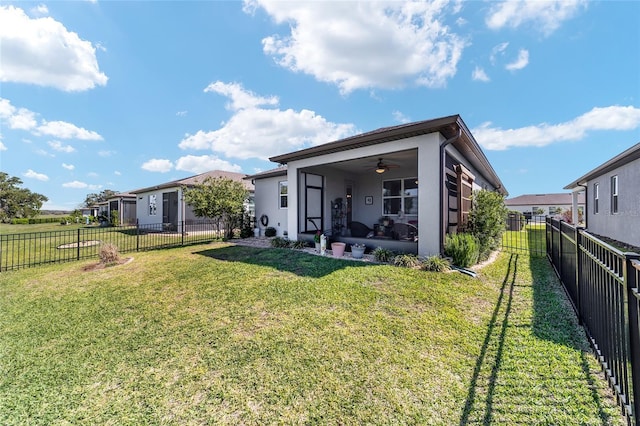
left=611, top=175, right=618, bottom=214
left=279, top=181, right=288, bottom=209
left=149, top=194, right=157, bottom=216
left=593, top=183, right=599, bottom=214
left=382, top=178, right=418, bottom=215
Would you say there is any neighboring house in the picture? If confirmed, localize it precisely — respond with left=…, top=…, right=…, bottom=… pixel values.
left=565, top=142, right=640, bottom=248
left=80, top=205, right=100, bottom=218
left=247, top=114, right=507, bottom=256
left=505, top=193, right=585, bottom=219
left=131, top=170, right=254, bottom=231
left=106, top=192, right=137, bottom=225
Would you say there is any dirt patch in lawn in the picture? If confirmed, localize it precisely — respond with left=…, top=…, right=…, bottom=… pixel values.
left=58, top=240, right=101, bottom=249
left=82, top=257, right=134, bottom=272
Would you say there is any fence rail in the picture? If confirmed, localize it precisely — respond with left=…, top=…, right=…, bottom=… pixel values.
left=501, top=214, right=547, bottom=256
left=0, top=219, right=230, bottom=272
left=547, top=217, right=639, bottom=425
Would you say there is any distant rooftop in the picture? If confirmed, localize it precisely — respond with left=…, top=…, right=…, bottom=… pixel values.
left=505, top=193, right=585, bottom=206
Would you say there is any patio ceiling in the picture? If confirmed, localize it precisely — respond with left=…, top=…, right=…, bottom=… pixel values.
left=302, top=149, right=417, bottom=176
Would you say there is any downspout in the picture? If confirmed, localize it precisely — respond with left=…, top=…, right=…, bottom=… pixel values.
left=577, top=183, right=587, bottom=228
left=438, top=127, right=462, bottom=253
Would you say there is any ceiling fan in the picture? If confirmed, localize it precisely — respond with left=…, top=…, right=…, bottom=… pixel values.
left=369, top=158, right=399, bottom=174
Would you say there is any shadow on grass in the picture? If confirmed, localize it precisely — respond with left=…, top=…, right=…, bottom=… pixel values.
left=192, top=245, right=370, bottom=278
left=459, top=253, right=518, bottom=425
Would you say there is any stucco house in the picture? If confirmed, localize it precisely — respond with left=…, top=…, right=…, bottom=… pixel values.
left=565, top=142, right=640, bottom=248
left=505, top=193, right=585, bottom=220
left=247, top=115, right=507, bottom=257
left=105, top=192, right=137, bottom=225
left=132, top=170, right=254, bottom=231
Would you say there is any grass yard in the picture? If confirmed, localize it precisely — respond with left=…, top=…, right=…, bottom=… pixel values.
left=0, top=243, right=624, bottom=425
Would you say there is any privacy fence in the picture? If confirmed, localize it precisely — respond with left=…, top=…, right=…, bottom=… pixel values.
left=0, top=220, right=234, bottom=272
left=547, top=217, right=640, bottom=426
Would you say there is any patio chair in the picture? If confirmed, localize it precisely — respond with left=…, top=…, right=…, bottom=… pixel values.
left=350, top=221, right=372, bottom=238
left=392, top=222, right=418, bottom=241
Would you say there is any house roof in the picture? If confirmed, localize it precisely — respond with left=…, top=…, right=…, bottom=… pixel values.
left=506, top=193, right=585, bottom=206
left=131, top=170, right=254, bottom=194
left=564, top=142, right=640, bottom=190
left=244, top=165, right=288, bottom=181
left=268, top=114, right=507, bottom=195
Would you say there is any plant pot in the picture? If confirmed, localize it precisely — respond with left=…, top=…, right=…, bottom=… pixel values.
left=254, top=228, right=260, bottom=237
left=351, top=245, right=365, bottom=259
left=331, top=242, right=346, bottom=257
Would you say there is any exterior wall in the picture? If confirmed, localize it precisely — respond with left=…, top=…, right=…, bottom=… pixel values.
left=134, top=187, right=185, bottom=227
left=507, top=204, right=579, bottom=216
left=585, top=157, right=640, bottom=247
left=254, top=176, right=289, bottom=236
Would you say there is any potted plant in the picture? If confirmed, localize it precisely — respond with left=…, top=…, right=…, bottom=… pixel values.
left=331, top=242, right=346, bottom=257
left=314, top=231, right=322, bottom=252
left=350, top=243, right=366, bottom=259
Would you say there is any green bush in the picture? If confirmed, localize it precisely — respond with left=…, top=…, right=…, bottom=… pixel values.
left=393, top=253, right=421, bottom=268
left=373, top=247, right=394, bottom=263
left=422, top=255, right=450, bottom=272
left=467, top=190, right=508, bottom=261
left=444, top=233, right=479, bottom=268
left=271, top=237, right=290, bottom=248
left=264, top=227, right=277, bottom=237
left=291, top=240, right=307, bottom=249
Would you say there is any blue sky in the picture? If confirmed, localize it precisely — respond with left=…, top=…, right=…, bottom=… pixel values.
left=1, top=0, right=638, bottom=211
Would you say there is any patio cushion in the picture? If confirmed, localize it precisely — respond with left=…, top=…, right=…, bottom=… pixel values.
left=350, top=221, right=372, bottom=238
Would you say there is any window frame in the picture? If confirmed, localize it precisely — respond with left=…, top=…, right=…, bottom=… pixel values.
left=278, top=181, right=288, bottom=209
left=611, top=175, right=618, bottom=214
left=149, top=194, right=157, bottom=216
left=593, top=183, right=599, bottom=214
left=381, top=177, right=418, bottom=216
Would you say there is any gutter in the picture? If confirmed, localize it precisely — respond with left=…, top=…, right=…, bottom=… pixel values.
left=438, top=126, right=462, bottom=253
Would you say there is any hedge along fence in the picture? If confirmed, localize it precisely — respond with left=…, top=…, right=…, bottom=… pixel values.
left=0, top=219, right=226, bottom=272
left=10, top=217, right=79, bottom=225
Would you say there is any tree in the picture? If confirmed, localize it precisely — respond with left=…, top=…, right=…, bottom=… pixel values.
left=183, top=177, right=249, bottom=239
left=83, top=189, right=118, bottom=207
left=0, top=172, right=49, bottom=222
left=466, top=189, right=508, bottom=261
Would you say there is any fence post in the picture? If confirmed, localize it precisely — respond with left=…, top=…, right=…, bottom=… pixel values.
left=625, top=252, right=640, bottom=425
left=136, top=219, right=140, bottom=252
left=77, top=228, right=81, bottom=261
left=575, top=226, right=583, bottom=325
left=558, top=219, right=563, bottom=281
left=181, top=220, right=185, bottom=246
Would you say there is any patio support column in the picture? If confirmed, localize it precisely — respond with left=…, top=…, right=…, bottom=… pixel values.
left=287, top=165, right=299, bottom=240
left=417, top=137, right=441, bottom=257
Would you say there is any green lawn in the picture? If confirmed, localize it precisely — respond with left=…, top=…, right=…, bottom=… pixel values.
left=0, top=243, right=624, bottom=425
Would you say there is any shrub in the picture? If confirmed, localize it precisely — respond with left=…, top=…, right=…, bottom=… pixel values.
left=393, top=253, right=421, bottom=268
left=422, top=255, right=450, bottom=272
left=467, top=190, right=508, bottom=261
left=271, top=237, right=290, bottom=248
left=373, top=247, right=394, bottom=263
left=291, top=240, right=307, bottom=249
left=99, top=243, right=120, bottom=265
left=444, top=233, right=479, bottom=268
left=110, top=210, right=120, bottom=227
left=264, top=227, right=277, bottom=237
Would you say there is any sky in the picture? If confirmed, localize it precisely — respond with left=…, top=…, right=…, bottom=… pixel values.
left=1, top=0, right=639, bottom=211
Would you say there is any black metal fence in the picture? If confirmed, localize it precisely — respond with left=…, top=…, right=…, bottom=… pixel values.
left=501, top=214, right=547, bottom=256
left=0, top=219, right=230, bottom=272
left=547, top=217, right=640, bottom=425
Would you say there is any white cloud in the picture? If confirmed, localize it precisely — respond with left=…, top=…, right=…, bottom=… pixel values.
left=205, top=81, right=279, bottom=111
left=23, top=169, right=49, bottom=181
left=392, top=111, right=411, bottom=124
left=98, top=150, right=115, bottom=157
left=0, top=141, right=5, bottom=151
left=176, top=110, right=188, bottom=117
left=114, top=170, right=121, bottom=176
left=175, top=155, right=243, bottom=174
left=62, top=163, right=75, bottom=170
left=62, top=180, right=102, bottom=190
left=0, top=5, right=108, bottom=91
left=472, top=66, right=490, bottom=82
left=505, top=49, right=529, bottom=71
left=180, top=81, right=356, bottom=160
left=0, top=97, right=102, bottom=140
left=473, top=105, right=640, bottom=150
left=486, top=0, right=586, bottom=36
left=141, top=158, right=174, bottom=173
left=48, top=140, right=75, bottom=153
left=246, top=1, right=465, bottom=94
left=38, top=120, right=103, bottom=140
left=490, top=42, right=509, bottom=65
left=87, top=172, right=99, bottom=178
left=30, top=4, right=49, bottom=16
